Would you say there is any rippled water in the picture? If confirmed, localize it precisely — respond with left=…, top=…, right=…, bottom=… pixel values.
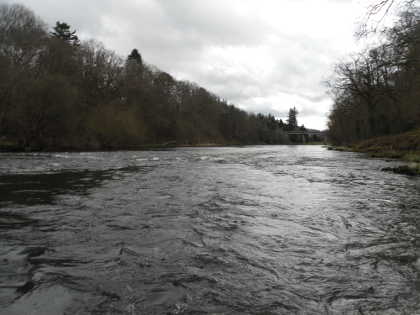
left=1, top=146, right=420, bottom=314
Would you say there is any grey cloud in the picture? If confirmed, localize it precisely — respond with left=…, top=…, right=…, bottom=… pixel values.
left=155, top=0, right=272, bottom=46
left=0, top=0, right=114, bottom=36
left=1, top=0, right=356, bottom=129
left=242, top=103, right=289, bottom=119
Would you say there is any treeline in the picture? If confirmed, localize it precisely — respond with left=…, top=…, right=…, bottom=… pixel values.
left=328, top=6, right=420, bottom=145
left=0, top=4, right=288, bottom=150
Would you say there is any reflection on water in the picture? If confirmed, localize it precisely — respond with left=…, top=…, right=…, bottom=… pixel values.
left=0, top=146, right=419, bottom=314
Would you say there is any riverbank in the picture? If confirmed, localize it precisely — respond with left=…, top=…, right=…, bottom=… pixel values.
left=0, top=141, right=234, bottom=153
left=328, top=129, right=420, bottom=176
left=0, top=139, right=270, bottom=153
left=0, top=138, right=324, bottom=153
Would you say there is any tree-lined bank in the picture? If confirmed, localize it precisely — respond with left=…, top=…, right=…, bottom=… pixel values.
left=327, top=3, right=420, bottom=174
left=328, top=5, right=420, bottom=147
left=0, top=4, right=316, bottom=151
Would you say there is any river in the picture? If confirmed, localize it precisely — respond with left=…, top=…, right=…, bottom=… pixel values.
left=1, top=146, right=419, bottom=314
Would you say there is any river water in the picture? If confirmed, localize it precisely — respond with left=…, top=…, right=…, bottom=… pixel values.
left=0, top=146, right=419, bottom=315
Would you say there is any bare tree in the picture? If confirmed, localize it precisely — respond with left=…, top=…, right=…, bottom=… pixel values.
left=0, top=4, right=47, bottom=135
left=357, top=0, right=418, bottom=37
left=328, top=6, right=420, bottom=144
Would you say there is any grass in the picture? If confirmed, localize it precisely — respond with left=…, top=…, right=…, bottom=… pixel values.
left=0, top=138, right=21, bottom=151
left=330, top=129, right=420, bottom=176
left=403, top=152, right=420, bottom=163
left=353, top=128, right=420, bottom=152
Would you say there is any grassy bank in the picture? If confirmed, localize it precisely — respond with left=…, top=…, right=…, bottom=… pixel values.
left=353, top=129, right=420, bottom=161
left=329, top=129, right=420, bottom=176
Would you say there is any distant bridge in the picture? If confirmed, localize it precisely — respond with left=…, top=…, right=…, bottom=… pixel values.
left=286, top=130, right=325, bottom=143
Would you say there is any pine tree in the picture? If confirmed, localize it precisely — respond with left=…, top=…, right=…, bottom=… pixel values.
left=128, top=49, right=142, bottom=65
left=51, top=21, right=79, bottom=46
left=287, top=107, right=298, bottom=130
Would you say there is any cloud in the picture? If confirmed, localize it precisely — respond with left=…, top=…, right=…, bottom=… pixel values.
left=0, top=0, right=367, bottom=129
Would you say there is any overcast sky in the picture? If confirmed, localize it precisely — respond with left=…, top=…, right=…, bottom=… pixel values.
left=1, top=0, right=389, bottom=129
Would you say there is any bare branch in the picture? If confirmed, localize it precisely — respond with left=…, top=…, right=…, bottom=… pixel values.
left=357, top=0, right=418, bottom=38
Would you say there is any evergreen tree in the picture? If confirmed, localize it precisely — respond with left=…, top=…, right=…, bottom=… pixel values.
left=125, top=49, right=143, bottom=80
left=51, top=21, right=79, bottom=46
left=287, top=107, right=298, bottom=130
left=278, top=119, right=285, bottom=129
left=128, top=49, right=142, bottom=65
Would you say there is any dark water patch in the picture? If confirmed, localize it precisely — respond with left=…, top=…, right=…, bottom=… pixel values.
left=0, top=211, right=38, bottom=229
left=0, top=170, right=112, bottom=206
left=0, top=165, right=153, bottom=206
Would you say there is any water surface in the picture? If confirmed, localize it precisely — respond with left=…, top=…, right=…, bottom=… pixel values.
left=1, top=146, right=420, bottom=314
